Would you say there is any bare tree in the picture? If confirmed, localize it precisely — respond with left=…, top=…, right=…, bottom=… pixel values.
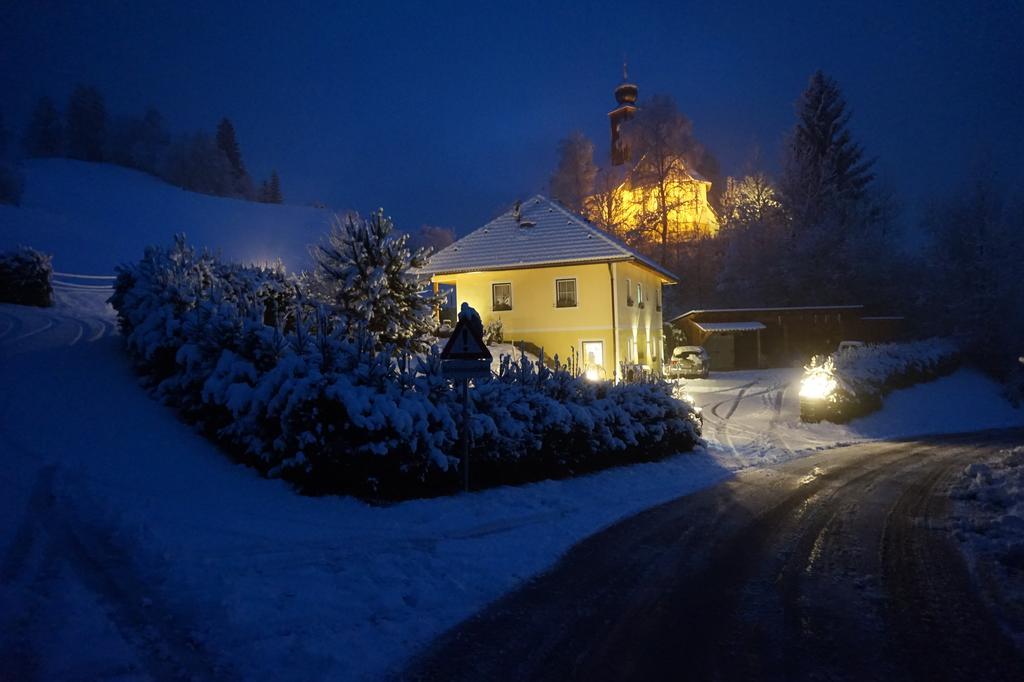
left=549, top=131, right=597, bottom=214
left=622, top=94, right=718, bottom=261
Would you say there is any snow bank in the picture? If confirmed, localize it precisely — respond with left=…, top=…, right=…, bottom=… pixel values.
left=951, top=446, right=1024, bottom=647
left=0, top=159, right=331, bottom=273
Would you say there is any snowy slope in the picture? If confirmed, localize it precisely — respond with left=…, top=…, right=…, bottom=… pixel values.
left=0, top=159, right=332, bottom=273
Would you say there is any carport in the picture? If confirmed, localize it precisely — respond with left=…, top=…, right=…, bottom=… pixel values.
left=689, top=320, right=766, bottom=370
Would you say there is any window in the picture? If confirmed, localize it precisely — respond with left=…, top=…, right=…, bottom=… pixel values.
left=555, top=278, right=577, bottom=308
left=637, top=282, right=645, bottom=309
left=492, top=282, right=512, bottom=311
left=625, top=278, right=634, bottom=307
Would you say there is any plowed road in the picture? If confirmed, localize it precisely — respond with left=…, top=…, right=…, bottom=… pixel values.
left=403, top=430, right=1024, bottom=682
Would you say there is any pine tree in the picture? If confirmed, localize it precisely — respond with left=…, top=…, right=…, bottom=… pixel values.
left=66, top=85, right=107, bottom=162
left=550, top=132, right=597, bottom=213
left=267, top=170, right=282, bottom=204
left=215, top=117, right=246, bottom=179
left=780, top=71, right=874, bottom=228
left=312, top=209, right=440, bottom=351
left=259, top=170, right=283, bottom=204
left=23, top=96, right=63, bottom=158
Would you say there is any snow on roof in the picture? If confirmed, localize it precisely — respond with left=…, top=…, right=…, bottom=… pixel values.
left=419, top=195, right=678, bottom=282
left=670, top=305, right=865, bottom=323
left=693, top=321, right=767, bottom=333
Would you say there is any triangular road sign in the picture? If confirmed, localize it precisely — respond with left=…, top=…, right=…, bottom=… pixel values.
left=441, top=318, right=492, bottom=361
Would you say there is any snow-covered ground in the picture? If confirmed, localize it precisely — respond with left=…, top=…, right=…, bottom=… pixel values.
left=681, top=367, right=1024, bottom=469
left=951, top=446, right=1024, bottom=649
left=2, top=290, right=1022, bottom=680
left=0, top=159, right=332, bottom=272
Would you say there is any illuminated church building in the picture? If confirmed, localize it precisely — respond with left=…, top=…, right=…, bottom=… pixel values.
left=588, top=73, right=720, bottom=241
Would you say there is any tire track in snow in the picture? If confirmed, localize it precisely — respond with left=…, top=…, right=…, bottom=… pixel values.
left=12, top=317, right=55, bottom=342
left=1, top=466, right=233, bottom=680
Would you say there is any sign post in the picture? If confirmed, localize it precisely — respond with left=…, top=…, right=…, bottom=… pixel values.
left=440, top=304, right=492, bottom=493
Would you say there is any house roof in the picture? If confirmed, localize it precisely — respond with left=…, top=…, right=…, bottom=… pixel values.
left=419, top=195, right=678, bottom=283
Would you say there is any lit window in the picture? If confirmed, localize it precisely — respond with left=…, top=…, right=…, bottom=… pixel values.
left=492, top=282, right=512, bottom=311
left=555, top=278, right=577, bottom=308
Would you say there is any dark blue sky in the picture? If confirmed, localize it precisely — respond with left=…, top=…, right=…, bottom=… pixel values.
left=3, top=0, right=1021, bottom=235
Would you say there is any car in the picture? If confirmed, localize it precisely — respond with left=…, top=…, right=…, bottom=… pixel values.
left=666, top=345, right=710, bottom=379
left=837, top=340, right=866, bottom=354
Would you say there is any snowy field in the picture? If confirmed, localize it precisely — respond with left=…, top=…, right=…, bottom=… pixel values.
left=0, top=159, right=332, bottom=272
left=2, top=288, right=1022, bottom=680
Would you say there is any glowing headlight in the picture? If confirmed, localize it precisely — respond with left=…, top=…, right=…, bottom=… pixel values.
left=799, top=371, right=837, bottom=400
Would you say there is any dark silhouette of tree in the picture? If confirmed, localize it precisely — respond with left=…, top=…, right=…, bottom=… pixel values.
left=550, top=132, right=597, bottom=213
left=215, top=117, right=246, bottom=179
left=161, top=132, right=234, bottom=197
left=259, top=170, right=283, bottom=204
left=23, top=96, right=63, bottom=158
left=66, top=85, right=107, bottom=162
left=780, top=71, right=874, bottom=229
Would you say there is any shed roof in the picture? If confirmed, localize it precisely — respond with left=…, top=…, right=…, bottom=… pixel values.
left=419, top=195, right=678, bottom=282
left=692, top=321, right=767, bottom=333
left=670, top=305, right=864, bottom=324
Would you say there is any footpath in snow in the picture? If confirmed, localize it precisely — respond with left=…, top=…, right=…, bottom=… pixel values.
left=1, top=288, right=1022, bottom=680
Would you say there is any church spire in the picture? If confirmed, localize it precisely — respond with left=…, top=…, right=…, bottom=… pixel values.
left=609, top=65, right=638, bottom=165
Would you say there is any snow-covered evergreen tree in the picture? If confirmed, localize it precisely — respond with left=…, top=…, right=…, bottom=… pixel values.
left=23, top=96, right=63, bottom=158
left=312, top=209, right=439, bottom=351
left=66, top=85, right=107, bottom=162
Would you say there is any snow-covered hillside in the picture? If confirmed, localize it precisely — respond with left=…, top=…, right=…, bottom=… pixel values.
left=0, top=159, right=332, bottom=273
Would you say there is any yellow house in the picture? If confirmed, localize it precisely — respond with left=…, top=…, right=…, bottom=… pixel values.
left=421, top=195, right=678, bottom=381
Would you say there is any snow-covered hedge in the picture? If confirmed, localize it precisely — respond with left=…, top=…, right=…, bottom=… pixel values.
left=830, top=337, right=961, bottom=398
left=0, top=247, right=53, bottom=307
left=110, top=237, right=702, bottom=498
left=802, top=338, right=961, bottom=422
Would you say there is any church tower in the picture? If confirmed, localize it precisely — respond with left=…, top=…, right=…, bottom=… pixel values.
left=609, top=63, right=638, bottom=166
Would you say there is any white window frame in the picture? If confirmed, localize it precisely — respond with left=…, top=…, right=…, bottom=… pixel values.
left=491, top=282, right=512, bottom=312
left=554, top=277, right=578, bottom=308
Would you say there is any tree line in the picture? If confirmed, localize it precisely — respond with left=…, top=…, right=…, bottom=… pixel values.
left=5, top=84, right=284, bottom=204
left=550, top=71, right=1024, bottom=386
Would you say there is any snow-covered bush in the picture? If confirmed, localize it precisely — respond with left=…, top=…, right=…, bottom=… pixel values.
left=0, top=247, right=53, bottom=307
left=110, top=237, right=702, bottom=498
